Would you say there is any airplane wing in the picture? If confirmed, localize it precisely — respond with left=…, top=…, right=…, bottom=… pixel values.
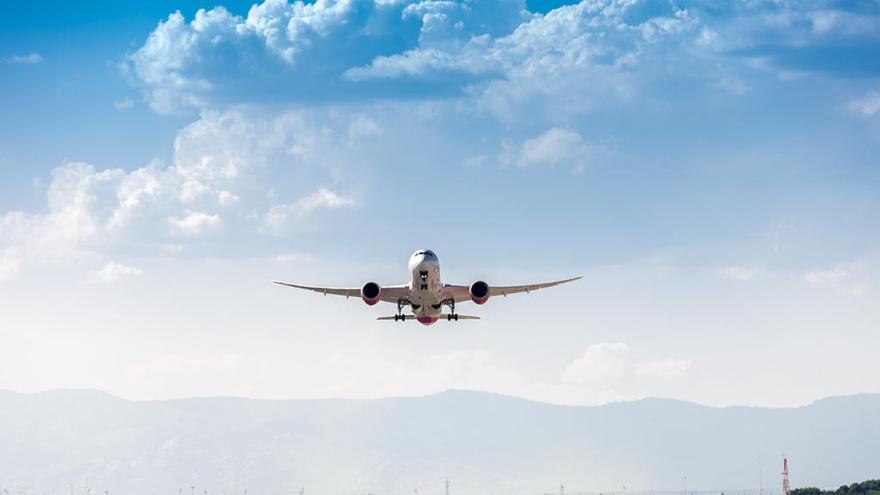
left=272, top=281, right=411, bottom=303
left=445, top=276, right=582, bottom=303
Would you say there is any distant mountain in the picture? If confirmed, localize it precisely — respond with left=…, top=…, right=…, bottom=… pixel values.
left=1, top=390, right=879, bottom=495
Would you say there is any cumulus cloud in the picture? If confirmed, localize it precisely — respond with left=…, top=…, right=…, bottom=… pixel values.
left=804, top=263, right=868, bottom=296
left=347, top=114, right=382, bottom=142
left=2, top=53, right=43, bottom=64
left=460, top=155, right=486, bottom=168
left=113, top=98, right=134, bottom=110
left=168, top=211, right=223, bottom=236
left=0, top=110, right=361, bottom=281
left=499, top=128, right=600, bottom=171
left=563, top=342, right=692, bottom=384
left=126, top=0, right=529, bottom=113
left=562, top=342, right=631, bottom=384
left=88, top=261, right=144, bottom=284
left=126, top=0, right=880, bottom=116
left=262, top=188, right=355, bottom=235
left=518, top=128, right=584, bottom=167
left=848, top=91, right=880, bottom=118
left=635, top=358, right=693, bottom=381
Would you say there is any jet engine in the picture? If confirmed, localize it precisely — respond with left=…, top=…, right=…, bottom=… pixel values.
left=361, top=282, right=381, bottom=305
left=469, top=280, right=490, bottom=305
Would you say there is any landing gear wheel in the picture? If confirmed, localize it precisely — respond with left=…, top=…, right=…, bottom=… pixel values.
left=395, top=299, right=407, bottom=322
left=445, top=299, right=458, bottom=321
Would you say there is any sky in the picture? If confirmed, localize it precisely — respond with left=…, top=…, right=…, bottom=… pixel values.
left=0, top=0, right=878, bottom=408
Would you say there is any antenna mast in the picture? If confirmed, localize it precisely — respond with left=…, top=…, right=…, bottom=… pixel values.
left=782, top=456, right=790, bottom=495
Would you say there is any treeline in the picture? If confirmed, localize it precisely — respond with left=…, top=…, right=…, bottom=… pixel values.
left=792, top=480, right=880, bottom=495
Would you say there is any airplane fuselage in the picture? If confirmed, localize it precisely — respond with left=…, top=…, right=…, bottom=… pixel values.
left=407, top=249, right=444, bottom=324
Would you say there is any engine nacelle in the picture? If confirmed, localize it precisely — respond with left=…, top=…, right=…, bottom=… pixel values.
left=469, top=280, right=490, bottom=305
left=361, top=282, right=381, bottom=305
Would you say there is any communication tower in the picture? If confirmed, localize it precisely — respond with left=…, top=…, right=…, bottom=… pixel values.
left=782, top=456, right=791, bottom=495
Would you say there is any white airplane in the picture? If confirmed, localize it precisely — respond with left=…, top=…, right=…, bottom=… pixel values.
left=273, top=249, right=581, bottom=325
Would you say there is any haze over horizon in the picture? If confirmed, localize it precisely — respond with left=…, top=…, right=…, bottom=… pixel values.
left=3, top=388, right=879, bottom=494
left=5, top=387, right=878, bottom=410
left=1, top=0, right=879, bottom=408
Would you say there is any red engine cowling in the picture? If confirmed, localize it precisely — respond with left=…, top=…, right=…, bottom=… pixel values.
left=361, top=282, right=381, bottom=305
left=469, top=280, right=490, bottom=305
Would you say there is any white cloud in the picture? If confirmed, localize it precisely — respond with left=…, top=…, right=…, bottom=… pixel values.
left=635, top=358, right=693, bottom=381
left=518, top=128, right=584, bottom=167
left=0, top=110, right=360, bottom=281
left=124, top=0, right=880, bottom=123
left=88, top=261, right=144, bottom=284
left=425, top=349, right=516, bottom=384
left=126, top=0, right=528, bottom=113
left=563, top=342, right=693, bottom=385
left=347, top=114, right=382, bottom=142
left=125, top=0, right=708, bottom=116
left=500, top=128, right=598, bottom=171
left=719, top=266, right=761, bottom=281
left=807, top=10, right=880, bottom=37
left=562, top=342, right=631, bottom=384
left=168, top=211, right=223, bottom=237
left=848, top=91, right=880, bottom=118
left=0, top=247, right=22, bottom=281
left=2, top=53, right=43, bottom=64
left=262, top=188, right=355, bottom=235
left=461, top=154, right=486, bottom=168
left=113, top=98, right=134, bottom=110
left=804, top=263, right=868, bottom=296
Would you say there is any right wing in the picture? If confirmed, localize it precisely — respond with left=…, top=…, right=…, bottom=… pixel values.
left=444, top=276, right=582, bottom=303
left=272, top=281, right=411, bottom=303
left=489, top=276, right=582, bottom=297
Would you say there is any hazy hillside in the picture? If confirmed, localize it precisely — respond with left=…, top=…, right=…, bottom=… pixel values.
left=1, top=390, right=878, bottom=495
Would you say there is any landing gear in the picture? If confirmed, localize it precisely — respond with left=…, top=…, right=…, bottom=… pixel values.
left=443, top=298, right=458, bottom=321
left=395, top=299, right=409, bottom=322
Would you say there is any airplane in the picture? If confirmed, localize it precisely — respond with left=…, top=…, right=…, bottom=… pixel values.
left=272, top=249, right=581, bottom=325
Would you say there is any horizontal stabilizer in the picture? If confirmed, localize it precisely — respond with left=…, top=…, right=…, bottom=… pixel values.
left=377, top=314, right=480, bottom=321
left=377, top=314, right=418, bottom=321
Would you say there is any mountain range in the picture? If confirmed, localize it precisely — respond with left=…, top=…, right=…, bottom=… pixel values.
left=1, top=390, right=878, bottom=495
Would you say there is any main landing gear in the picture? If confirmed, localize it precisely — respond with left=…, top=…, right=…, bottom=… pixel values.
left=444, top=299, right=458, bottom=321
left=394, top=299, right=406, bottom=321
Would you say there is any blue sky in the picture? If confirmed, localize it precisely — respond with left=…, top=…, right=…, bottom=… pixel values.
left=0, top=0, right=879, bottom=407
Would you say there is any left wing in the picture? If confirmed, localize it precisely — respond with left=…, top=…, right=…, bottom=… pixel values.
left=444, top=276, right=581, bottom=303
left=272, top=281, right=411, bottom=303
